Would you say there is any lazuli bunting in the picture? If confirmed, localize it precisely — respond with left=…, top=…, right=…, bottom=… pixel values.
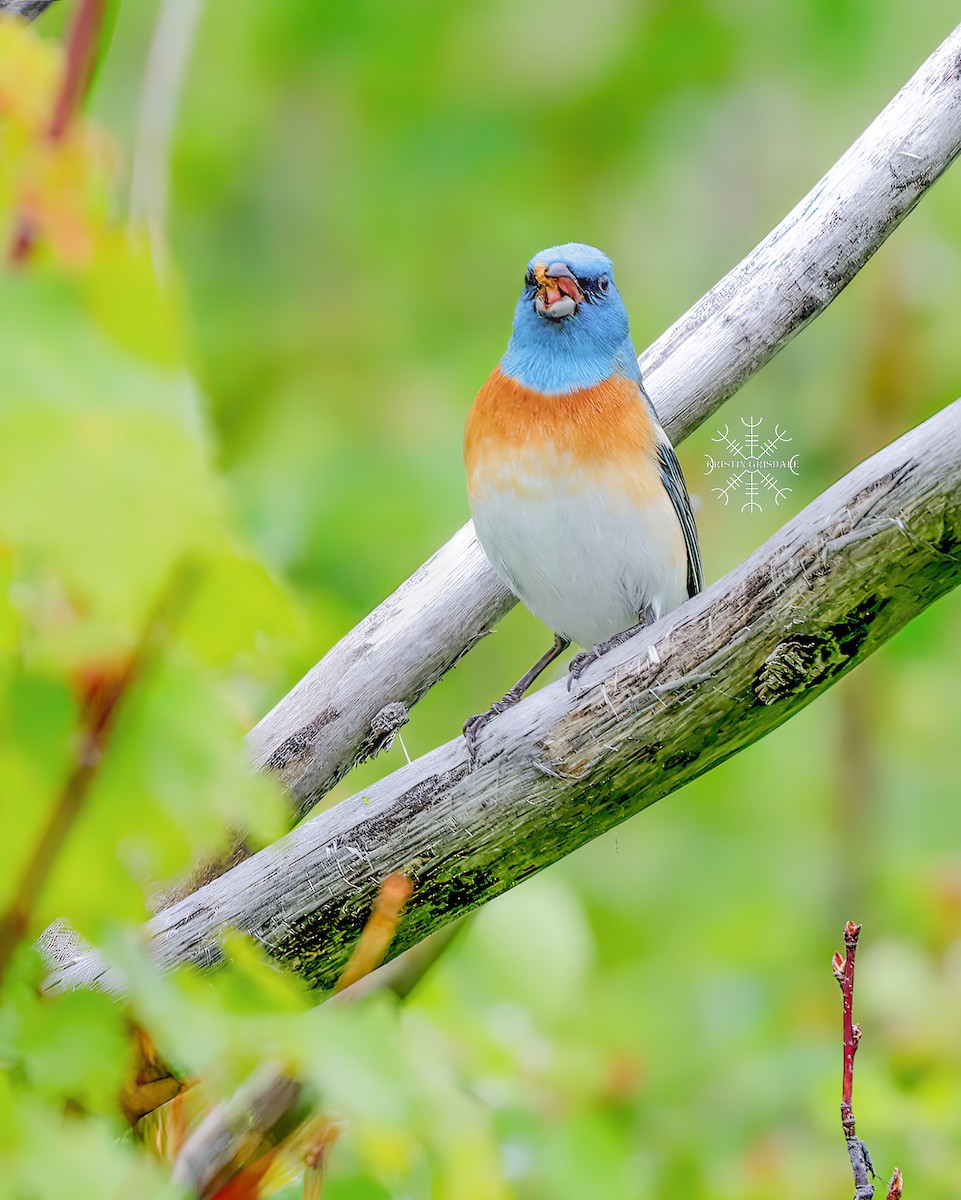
left=464, top=242, right=703, bottom=761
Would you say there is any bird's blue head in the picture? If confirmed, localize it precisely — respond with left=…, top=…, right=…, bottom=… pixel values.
left=500, top=242, right=640, bottom=395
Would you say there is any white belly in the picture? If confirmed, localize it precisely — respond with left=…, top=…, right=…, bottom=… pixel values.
left=471, top=471, right=687, bottom=647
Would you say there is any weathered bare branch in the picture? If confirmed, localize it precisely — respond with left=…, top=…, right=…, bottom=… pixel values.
left=47, top=400, right=961, bottom=996
left=247, top=22, right=961, bottom=827
left=0, top=0, right=60, bottom=17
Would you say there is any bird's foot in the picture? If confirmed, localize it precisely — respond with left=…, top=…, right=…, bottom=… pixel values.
left=567, top=609, right=659, bottom=692
left=464, top=635, right=570, bottom=767
left=566, top=648, right=600, bottom=690
left=463, top=697, right=515, bottom=768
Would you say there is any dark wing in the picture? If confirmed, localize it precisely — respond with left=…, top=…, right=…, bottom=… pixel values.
left=656, top=436, right=703, bottom=598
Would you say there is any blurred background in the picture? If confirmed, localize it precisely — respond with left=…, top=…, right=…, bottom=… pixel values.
left=4, top=2, right=961, bottom=1196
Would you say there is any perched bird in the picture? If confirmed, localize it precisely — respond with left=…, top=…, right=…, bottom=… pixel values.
left=463, top=242, right=703, bottom=761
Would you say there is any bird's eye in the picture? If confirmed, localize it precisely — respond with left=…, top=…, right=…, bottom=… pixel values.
left=524, top=268, right=536, bottom=288
left=596, top=274, right=610, bottom=294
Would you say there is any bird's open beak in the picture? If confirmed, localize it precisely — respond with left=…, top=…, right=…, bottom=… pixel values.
left=533, top=261, right=583, bottom=320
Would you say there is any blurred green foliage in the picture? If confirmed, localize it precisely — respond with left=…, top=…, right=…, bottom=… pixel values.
left=2, top=2, right=961, bottom=1197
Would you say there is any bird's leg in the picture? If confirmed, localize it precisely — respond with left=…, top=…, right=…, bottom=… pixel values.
left=464, top=633, right=570, bottom=766
left=567, top=604, right=658, bottom=690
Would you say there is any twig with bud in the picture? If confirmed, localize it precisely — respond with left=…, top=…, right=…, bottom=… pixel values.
left=832, top=922, right=903, bottom=1200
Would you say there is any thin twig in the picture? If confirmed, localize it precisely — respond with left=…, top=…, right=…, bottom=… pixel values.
left=8, top=0, right=109, bottom=265
left=301, top=1124, right=342, bottom=1200
left=129, top=0, right=204, bottom=268
left=334, top=917, right=467, bottom=1004
left=48, top=0, right=106, bottom=138
left=832, top=921, right=903, bottom=1200
left=333, top=872, right=411, bottom=994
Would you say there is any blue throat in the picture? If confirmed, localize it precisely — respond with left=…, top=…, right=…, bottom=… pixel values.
left=501, top=327, right=641, bottom=393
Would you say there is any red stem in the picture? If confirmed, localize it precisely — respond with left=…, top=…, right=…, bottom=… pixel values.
left=333, top=873, right=412, bottom=994
left=9, top=0, right=109, bottom=265
left=841, top=920, right=861, bottom=1132
left=833, top=921, right=885, bottom=1199
left=47, top=0, right=108, bottom=140
left=0, top=659, right=133, bottom=987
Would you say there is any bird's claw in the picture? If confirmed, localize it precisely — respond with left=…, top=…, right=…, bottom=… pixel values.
left=463, top=711, right=488, bottom=768
left=463, top=701, right=511, bottom=768
left=567, top=612, right=658, bottom=692
left=567, top=648, right=599, bottom=690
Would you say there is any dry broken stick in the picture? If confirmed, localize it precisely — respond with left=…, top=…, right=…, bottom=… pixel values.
left=832, top=921, right=903, bottom=1200
left=170, top=874, right=413, bottom=1200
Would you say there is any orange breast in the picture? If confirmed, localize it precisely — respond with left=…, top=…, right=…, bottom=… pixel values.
left=464, top=367, right=659, bottom=501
